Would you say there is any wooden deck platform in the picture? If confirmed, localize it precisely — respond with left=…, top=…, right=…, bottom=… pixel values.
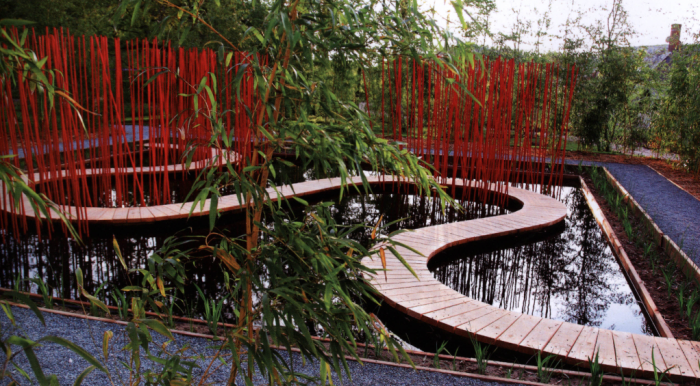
left=4, top=169, right=699, bottom=381
left=360, top=181, right=700, bottom=382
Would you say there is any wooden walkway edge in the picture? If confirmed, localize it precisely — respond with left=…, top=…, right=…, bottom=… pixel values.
left=360, top=180, right=700, bottom=382
left=3, top=170, right=699, bottom=381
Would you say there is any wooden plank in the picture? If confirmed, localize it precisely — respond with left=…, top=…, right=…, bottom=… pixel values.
left=496, top=314, right=542, bottom=351
left=611, top=331, right=642, bottom=376
left=126, top=207, right=141, bottom=223
left=475, top=312, right=521, bottom=344
left=112, top=208, right=130, bottom=224
left=377, top=283, right=444, bottom=295
left=459, top=308, right=510, bottom=333
left=423, top=300, right=484, bottom=324
left=594, top=329, right=617, bottom=371
left=654, top=337, right=693, bottom=378
left=632, top=334, right=665, bottom=374
left=84, top=207, right=107, bottom=221
left=393, top=292, right=465, bottom=309
left=677, top=340, right=700, bottom=379
left=519, top=318, right=563, bottom=352
left=138, top=207, right=157, bottom=222
left=146, top=205, right=169, bottom=219
left=157, top=204, right=181, bottom=219
left=387, top=287, right=457, bottom=303
left=439, top=306, right=499, bottom=331
left=566, top=326, right=599, bottom=365
left=96, top=208, right=116, bottom=222
left=408, top=297, right=471, bottom=317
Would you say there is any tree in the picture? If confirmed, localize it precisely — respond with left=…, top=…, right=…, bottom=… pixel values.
left=109, top=0, right=482, bottom=384
left=564, top=0, right=641, bottom=152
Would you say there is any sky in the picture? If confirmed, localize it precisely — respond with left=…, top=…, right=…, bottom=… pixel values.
left=422, top=0, right=700, bottom=52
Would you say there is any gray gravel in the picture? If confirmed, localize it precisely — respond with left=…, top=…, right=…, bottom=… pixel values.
left=566, top=159, right=700, bottom=266
left=604, top=163, right=700, bottom=264
left=1, top=307, right=517, bottom=385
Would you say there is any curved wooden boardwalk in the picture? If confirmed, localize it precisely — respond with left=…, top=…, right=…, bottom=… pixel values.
left=4, top=170, right=700, bottom=380
left=2, top=147, right=242, bottom=223
left=359, top=180, right=700, bottom=382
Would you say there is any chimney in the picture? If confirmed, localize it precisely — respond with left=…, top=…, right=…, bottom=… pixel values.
left=666, top=24, right=682, bottom=52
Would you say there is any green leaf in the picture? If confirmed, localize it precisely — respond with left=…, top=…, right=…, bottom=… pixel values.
left=291, top=196, right=308, bottom=206
left=80, top=289, right=110, bottom=316
left=131, top=0, right=142, bottom=26
left=386, top=246, right=419, bottom=279
left=102, top=331, right=113, bottom=361
left=209, top=194, right=218, bottom=231
left=0, top=19, right=36, bottom=26
left=73, top=365, right=96, bottom=386
left=75, top=267, right=84, bottom=288
left=137, top=319, right=175, bottom=341
left=10, top=292, right=44, bottom=326
left=1, top=301, right=16, bottom=326
left=113, top=236, right=127, bottom=271
left=8, top=336, right=47, bottom=385
left=40, top=336, right=108, bottom=374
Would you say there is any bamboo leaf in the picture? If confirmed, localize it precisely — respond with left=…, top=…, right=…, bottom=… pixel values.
left=80, top=289, right=110, bottom=316
left=137, top=319, right=175, bottom=341
left=379, top=247, right=387, bottom=281
left=102, top=331, right=112, bottom=361
left=8, top=336, right=47, bottom=385
left=209, top=194, right=218, bottom=231
left=112, top=236, right=127, bottom=271
left=40, top=336, right=108, bottom=374
left=73, top=365, right=96, bottom=386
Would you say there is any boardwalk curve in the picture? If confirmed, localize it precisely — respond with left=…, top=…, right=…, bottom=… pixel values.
left=360, top=179, right=700, bottom=382
left=4, top=172, right=700, bottom=381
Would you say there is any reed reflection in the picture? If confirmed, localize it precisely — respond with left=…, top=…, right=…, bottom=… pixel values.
left=430, top=187, right=653, bottom=335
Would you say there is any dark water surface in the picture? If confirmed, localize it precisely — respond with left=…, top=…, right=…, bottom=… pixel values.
left=0, top=185, right=503, bottom=314
left=429, top=186, right=653, bottom=336
left=0, top=180, right=653, bottom=337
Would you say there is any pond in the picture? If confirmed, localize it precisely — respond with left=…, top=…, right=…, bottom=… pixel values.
left=428, top=185, right=654, bottom=336
left=0, top=176, right=654, bottom=343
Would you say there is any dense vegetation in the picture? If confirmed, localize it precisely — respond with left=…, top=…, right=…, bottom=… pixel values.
left=4, top=0, right=699, bottom=172
left=2, top=0, right=700, bottom=384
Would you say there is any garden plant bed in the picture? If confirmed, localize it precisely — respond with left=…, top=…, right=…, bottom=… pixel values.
left=582, top=169, right=700, bottom=340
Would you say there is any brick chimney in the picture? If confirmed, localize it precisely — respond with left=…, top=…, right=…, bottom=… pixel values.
left=666, top=24, right=682, bottom=52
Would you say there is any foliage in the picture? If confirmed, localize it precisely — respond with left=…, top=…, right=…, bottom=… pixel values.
left=561, top=0, right=651, bottom=152
left=587, top=351, right=603, bottom=386
left=652, top=45, right=700, bottom=171
left=468, top=332, right=492, bottom=375
left=110, top=0, right=483, bottom=384
left=535, top=351, right=560, bottom=383
left=0, top=295, right=108, bottom=385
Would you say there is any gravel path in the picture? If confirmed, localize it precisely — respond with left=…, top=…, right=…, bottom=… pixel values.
left=1, top=307, right=517, bottom=386
left=566, top=160, right=700, bottom=266
left=605, top=163, right=700, bottom=263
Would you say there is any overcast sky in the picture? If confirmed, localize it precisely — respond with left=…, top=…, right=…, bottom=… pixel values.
left=422, top=0, right=700, bottom=52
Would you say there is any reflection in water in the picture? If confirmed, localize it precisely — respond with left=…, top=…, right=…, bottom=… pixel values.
left=430, top=187, right=654, bottom=335
left=0, top=187, right=500, bottom=319
left=0, top=182, right=653, bottom=336
left=329, top=191, right=508, bottom=249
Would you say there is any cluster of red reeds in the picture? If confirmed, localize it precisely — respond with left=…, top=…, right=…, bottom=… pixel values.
left=375, top=57, right=578, bottom=206
left=0, top=28, right=258, bottom=237
left=1, top=28, right=577, bottom=239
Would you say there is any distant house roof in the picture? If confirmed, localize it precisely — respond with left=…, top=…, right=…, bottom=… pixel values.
left=640, top=45, right=673, bottom=69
